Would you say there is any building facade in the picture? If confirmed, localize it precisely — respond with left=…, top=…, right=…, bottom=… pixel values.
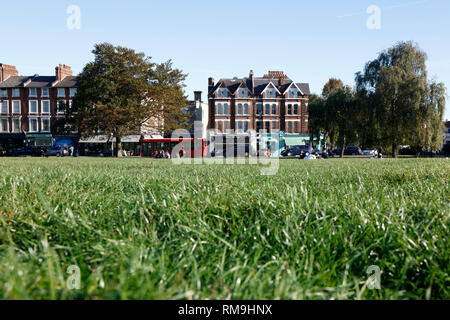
left=0, top=63, right=77, bottom=137
left=208, top=70, right=310, bottom=136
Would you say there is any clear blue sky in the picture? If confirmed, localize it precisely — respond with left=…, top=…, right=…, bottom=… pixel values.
left=2, top=0, right=449, bottom=119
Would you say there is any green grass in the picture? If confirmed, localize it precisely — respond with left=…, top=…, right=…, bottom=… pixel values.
left=0, top=157, right=448, bottom=300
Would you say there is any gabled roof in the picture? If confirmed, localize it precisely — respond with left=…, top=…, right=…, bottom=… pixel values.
left=209, top=72, right=310, bottom=96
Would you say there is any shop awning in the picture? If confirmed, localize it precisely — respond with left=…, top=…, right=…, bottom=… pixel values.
left=79, top=135, right=110, bottom=143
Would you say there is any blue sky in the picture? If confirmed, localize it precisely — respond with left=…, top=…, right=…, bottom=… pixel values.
left=2, top=0, right=449, bottom=119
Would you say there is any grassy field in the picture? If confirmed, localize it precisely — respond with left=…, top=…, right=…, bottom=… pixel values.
left=0, top=157, right=448, bottom=300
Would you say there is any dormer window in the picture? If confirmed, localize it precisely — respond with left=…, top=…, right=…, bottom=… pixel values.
left=238, top=88, right=248, bottom=99
left=29, top=88, right=37, bottom=97
left=42, top=88, right=49, bottom=97
left=266, top=88, right=277, bottom=99
left=289, top=88, right=299, bottom=99
left=218, top=88, right=228, bottom=98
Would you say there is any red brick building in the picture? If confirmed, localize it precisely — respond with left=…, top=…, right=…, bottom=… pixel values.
left=0, top=63, right=77, bottom=135
left=208, top=70, right=310, bottom=135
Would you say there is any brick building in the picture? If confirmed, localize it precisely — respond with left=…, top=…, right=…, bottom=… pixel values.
left=0, top=63, right=77, bottom=138
left=208, top=70, right=310, bottom=135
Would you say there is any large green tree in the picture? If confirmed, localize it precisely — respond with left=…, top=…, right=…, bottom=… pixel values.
left=72, top=43, right=188, bottom=156
left=356, top=41, right=446, bottom=157
left=322, top=78, right=344, bottom=97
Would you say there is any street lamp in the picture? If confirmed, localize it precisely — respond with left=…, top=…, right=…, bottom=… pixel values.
left=110, top=132, right=114, bottom=157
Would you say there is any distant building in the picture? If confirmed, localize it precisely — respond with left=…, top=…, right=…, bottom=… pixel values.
left=0, top=63, right=77, bottom=146
left=186, top=91, right=209, bottom=139
left=207, top=70, right=312, bottom=155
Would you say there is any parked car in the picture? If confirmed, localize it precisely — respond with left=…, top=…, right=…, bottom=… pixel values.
left=281, top=145, right=313, bottom=157
left=333, top=146, right=363, bottom=156
left=44, top=146, right=66, bottom=157
left=6, top=146, right=45, bottom=157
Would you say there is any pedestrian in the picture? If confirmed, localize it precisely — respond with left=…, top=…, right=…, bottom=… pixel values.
left=69, top=145, right=74, bottom=156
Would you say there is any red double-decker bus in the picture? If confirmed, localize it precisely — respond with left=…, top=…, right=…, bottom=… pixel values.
left=141, top=138, right=207, bottom=158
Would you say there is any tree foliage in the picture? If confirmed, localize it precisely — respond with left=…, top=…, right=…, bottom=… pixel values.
left=355, top=41, right=446, bottom=157
left=71, top=43, right=188, bottom=155
left=309, top=42, right=447, bottom=157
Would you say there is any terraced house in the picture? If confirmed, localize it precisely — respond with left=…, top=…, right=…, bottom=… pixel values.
left=208, top=70, right=311, bottom=149
left=0, top=63, right=77, bottom=146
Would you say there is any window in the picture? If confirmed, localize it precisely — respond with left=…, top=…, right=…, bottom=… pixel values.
left=0, top=118, right=8, bottom=132
left=58, top=88, right=65, bottom=97
left=41, top=118, right=50, bottom=132
left=29, top=88, right=37, bottom=97
left=265, top=104, right=270, bottom=115
left=1, top=89, right=7, bottom=98
left=294, top=121, right=299, bottom=133
left=287, top=104, right=292, bottom=115
left=12, top=118, right=21, bottom=132
left=272, top=104, right=277, bottom=115
left=12, top=88, right=20, bottom=97
left=41, top=88, right=49, bottom=97
left=57, top=100, right=66, bottom=114
left=217, top=103, right=223, bottom=115
left=29, top=100, right=38, bottom=114
left=266, top=88, right=276, bottom=99
left=294, top=104, right=299, bottom=114
left=42, top=100, right=50, bottom=114
left=244, top=103, right=249, bottom=115
left=223, top=103, right=229, bottom=115
left=272, top=121, right=277, bottom=130
left=286, top=121, right=292, bottom=133
left=1, top=101, right=8, bottom=114
left=238, top=89, right=248, bottom=98
left=70, top=88, right=77, bottom=97
left=237, top=103, right=243, bottom=115
left=29, top=118, right=38, bottom=132
left=216, top=120, right=229, bottom=133
left=12, top=101, right=20, bottom=114
left=265, top=121, right=271, bottom=133
left=289, top=88, right=298, bottom=99
left=256, top=103, right=262, bottom=115
left=237, top=121, right=243, bottom=132
left=218, top=88, right=228, bottom=98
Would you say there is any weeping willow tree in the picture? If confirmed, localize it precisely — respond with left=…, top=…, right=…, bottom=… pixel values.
left=356, top=41, right=446, bottom=157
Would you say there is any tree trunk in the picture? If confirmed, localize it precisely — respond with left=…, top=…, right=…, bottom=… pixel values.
left=340, top=138, right=346, bottom=158
left=391, top=143, right=397, bottom=158
left=117, top=136, right=123, bottom=158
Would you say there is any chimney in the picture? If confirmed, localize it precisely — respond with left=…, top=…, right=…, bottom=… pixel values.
left=55, top=64, right=73, bottom=81
left=249, top=70, right=255, bottom=94
left=208, top=77, right=215, bottom=88
left=0, top=63, right=19, bottom=82
left=194, top=91, right=202, bottom=102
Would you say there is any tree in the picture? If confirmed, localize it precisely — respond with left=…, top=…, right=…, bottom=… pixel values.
left=322, top=78, right=344, bottom=97
left=307, top=94, right=326, bottom=146
left=325, top=86, right=359, bottom=157
left=72, top=43, right=188, bottom=156
left=356, top=41, right=446, bottom=157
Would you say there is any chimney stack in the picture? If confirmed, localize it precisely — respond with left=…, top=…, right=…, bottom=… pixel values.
left=55, top=64, right=72, bottom=81
left=0, top=63, right=19, bottom=82
left=194, top=91, right=202, bottom=102
left=208, top=77, right=215, bottom=88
